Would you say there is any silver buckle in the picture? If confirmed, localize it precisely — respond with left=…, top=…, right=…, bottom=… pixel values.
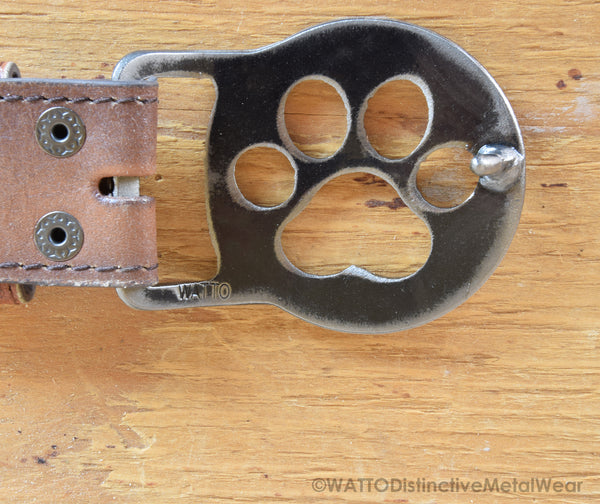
left=113, top=19, right=525, bottom=333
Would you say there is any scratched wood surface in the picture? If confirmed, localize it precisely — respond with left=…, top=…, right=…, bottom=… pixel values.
left=1, top=1, right=599, bottom=503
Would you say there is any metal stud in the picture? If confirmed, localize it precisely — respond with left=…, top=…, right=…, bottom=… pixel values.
left=36, top=107, right=86, bottom=157
left=470, top=144, right=525, bottom=193
left=14, top=284, right=36, bottom=303
left=34, top=212, right=84, bottom=262
left=0, top=61, right=21, bottom=79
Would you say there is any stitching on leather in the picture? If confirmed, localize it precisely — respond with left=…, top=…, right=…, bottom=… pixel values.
left=0, top=95, right=158, bottom=104
left=0, top=262, right=158, bottom=272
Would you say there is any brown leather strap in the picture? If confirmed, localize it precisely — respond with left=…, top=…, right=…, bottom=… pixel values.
left=0, top=78, right=158, bottom=288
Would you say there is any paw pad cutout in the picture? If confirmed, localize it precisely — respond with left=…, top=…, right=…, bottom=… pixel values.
left=362, top=77, right=430, bottom=159
left=281, top=172, right=431, bottom=278
left=279, top=76, right=350, bottom=160
left=416, top=145, right=479, bottom=208
left=233, top=145, right=296, bottom=208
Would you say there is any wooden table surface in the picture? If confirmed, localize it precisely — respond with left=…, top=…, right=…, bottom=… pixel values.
left=1, top=1, right=599, bottom=503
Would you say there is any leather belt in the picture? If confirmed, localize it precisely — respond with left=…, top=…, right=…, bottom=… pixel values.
left=0, top=19, right=526, bottom=333
left=0, top=63, right=158, bottom=302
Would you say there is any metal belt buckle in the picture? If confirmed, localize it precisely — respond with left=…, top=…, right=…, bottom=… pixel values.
left=113, top=19, right=525, bottom=333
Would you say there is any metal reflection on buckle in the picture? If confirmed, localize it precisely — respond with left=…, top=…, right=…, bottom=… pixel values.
left=113, top=18, right=525, bottom=333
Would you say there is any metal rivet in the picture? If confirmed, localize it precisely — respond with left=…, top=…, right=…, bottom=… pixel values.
left=36, top=107, right=86, bottom=157
left=0, top=61, right=21, bottom=79
left=15, top=284, right=36, bottom=303
left=470, top=144, right=525, bottom=193
left=34, top=212, right=84, bottom=262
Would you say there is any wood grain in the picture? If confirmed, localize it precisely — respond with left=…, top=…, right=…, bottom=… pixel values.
left=0, top=1, right=599, bottom=503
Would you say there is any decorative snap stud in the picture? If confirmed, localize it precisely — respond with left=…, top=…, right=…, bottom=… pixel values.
left=34, top=212, right=84, bottom=262
left=36, top=107, right=86, bottom=157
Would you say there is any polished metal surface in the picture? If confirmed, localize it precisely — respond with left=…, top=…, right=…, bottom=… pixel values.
left=36, top=106, right=86, bottom=157
left=114, top=18, right=525, bottom=333
left=34, top=211, right=84, bottom=262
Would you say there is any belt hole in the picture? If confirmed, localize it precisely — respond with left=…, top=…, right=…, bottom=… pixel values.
left=49, top=227, right=67, bottom=246
left=98, top=177, right=115, bottom=196
left=50, top=123, right=69, bottom=142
